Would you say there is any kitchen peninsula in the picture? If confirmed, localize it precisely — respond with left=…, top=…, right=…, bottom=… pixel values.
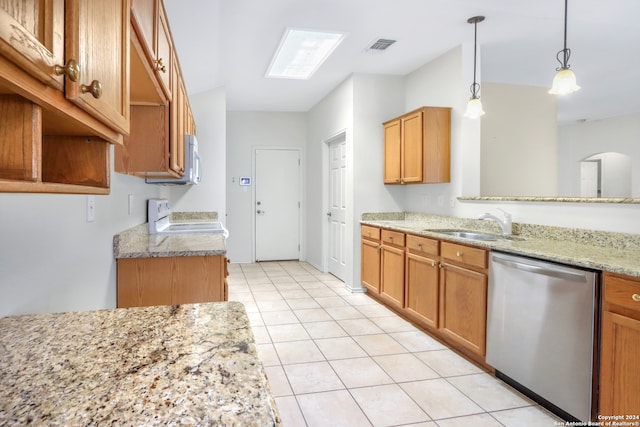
left=0, top=302, right=280, bottom=426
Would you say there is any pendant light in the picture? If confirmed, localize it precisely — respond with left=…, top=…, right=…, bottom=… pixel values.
left=549, top=0, right=580, bottom=95
left=464, top=16, right=485, bottom=119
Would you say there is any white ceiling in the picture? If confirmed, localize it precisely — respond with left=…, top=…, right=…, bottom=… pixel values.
left=164, top=0, right=640, bottom=123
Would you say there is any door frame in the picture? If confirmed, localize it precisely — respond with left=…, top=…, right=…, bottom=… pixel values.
left=252, top=146, right=304, bottom=263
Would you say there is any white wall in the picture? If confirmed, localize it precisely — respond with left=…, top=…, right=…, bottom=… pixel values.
left=225, top=111, right=307, bottom=263
left=0, top=156, right=161, bottom=317
left=0, top=88, right=226, bottom=317
left=402, top=45, right=470, bottom=213
left=306, top=77, right=354, bottom=272
left=349, top=74, right=405, bottom=289
left=481, top=82, right=558, bottom=196
left=558, top=113, right=640, bottom=197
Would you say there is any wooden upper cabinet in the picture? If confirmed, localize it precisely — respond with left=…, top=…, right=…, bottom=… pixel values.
left=401, top=110, right=423, bottom=183
left=0, top=0, right=130, bottom=134
left=0, top=0, right=65, bottom=90
left=131, top=0, right=172, bottom=100
left=64, top=0, right=130, bottom=135
left=383, top=119, right=401, bottom=184
left=383, top=106, right=451, bottom=185
left=131, top=0, right=155, bottom=54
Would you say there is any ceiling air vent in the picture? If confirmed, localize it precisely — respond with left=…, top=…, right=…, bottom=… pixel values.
left=364, top=38, right=396, bottom=54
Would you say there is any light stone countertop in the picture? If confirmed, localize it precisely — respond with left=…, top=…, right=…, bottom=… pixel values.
left=362, top=212, right=640, bottom=278
left=114, top=212, right=226, bottom=259
left=0, top=302, right=281, bottom=426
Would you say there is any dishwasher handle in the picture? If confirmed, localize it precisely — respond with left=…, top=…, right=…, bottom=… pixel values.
left=492, top=255, right=588, bottom=283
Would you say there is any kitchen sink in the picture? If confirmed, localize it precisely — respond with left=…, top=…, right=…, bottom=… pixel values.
left=424, top=229, right=525, bottom=242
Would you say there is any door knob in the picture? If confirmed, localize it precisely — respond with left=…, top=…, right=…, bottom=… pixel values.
left=257, top=201, right=261, bottom=205
left=326, top=212, right=332, bottom=217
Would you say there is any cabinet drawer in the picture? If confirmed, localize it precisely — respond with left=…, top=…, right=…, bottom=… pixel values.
left=381, top=229, right=405, bottom=246
left=406, top=234, right=438, bottom=256
left=441, top=242, right=487, bottom=270
left=605, top=274, right=640, bottom=314
left=362, top=225, right=380, bottom=240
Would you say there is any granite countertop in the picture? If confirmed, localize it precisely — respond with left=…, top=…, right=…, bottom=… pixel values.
left=114, top=212, right=226, bottom=259
left=361, top=212, right=640, bottom=278
left=0, top=302, right=281, bottom=426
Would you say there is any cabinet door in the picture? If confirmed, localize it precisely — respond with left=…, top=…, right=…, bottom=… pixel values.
left=381, top=244, right=405, bottom=309
left=439, top=263, right=487, bottom=356
left=131, top=0, right=156, bottom=59
left=361, top=238, right=381, bottom=294
left=401, top=110, right=424, bottom=183
left=170, top=58, right=186, bottom=175
left=599, top=311, right=640, bottom=415
left=405, top=252, right=439, bottom=328
left=383, top=119, right=401, bottom=184
left=155, top=2, right=172, bottom=98
left=0, top=0, right=65, bottom=90
left=65, top=0, right=130, bottom=134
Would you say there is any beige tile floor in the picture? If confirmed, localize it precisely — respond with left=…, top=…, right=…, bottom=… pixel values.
left=228, top=261, right=564, bottom=427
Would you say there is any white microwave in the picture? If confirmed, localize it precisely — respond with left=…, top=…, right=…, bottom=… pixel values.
left=146, top=134, right=201, bottom=185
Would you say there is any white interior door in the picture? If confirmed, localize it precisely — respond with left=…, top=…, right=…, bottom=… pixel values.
left=255, top=149, right=300, bottom=261
left=328, top=137, right=346, bottom=280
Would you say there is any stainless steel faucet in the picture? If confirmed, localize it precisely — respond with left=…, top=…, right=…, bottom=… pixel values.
left=479, top=209, right=512, bottom=235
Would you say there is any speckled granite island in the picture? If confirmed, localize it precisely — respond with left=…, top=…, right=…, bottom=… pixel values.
left=0, top=302, right=281, bottom=426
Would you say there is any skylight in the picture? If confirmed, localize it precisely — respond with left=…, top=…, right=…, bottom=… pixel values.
left=266, top=28, right=345, bottom=80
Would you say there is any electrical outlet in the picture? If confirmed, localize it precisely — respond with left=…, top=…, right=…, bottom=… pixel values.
left=449, top=197, right=456, bottom=207
left=86, top=196, right=96, bottom=222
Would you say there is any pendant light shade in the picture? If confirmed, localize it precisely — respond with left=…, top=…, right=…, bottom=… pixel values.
left=464, top=16, right=485, bottom=119
left=549, top=0, right=580, bottom=95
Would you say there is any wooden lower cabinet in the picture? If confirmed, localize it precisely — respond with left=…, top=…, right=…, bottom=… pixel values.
left=361, top=225, right=381, bottom=293
left=117, top=255, right=228, bottom=308
left=438, top=241, right=488, bottom=358
left=361, top=239, right=381, bottom=293
left=438, top=262, right=487, bottom=356
left=380, top=230, right=406, bottom=309
left=599, top=272, right=640, bottom=416
left=360, top=224, right=489, bottom=362
left=405, top=251, right=439, bottom=328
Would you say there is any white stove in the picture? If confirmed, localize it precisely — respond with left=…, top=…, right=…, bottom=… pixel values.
left=147, top=199, right=228, bottom=236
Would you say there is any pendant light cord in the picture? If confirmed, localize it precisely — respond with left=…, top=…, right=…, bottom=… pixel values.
left=468, top=16, right=484, bottom=99
left=556, top=0, right=572, bottom=70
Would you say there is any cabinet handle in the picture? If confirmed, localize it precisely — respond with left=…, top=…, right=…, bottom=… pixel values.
left=54, top=59, right=80, bottom=82
left=431, top=260, right=436, bottom=267
left=155, top=58, right=167, bottom=73
left=633, top=294, right=640, bottom=302
left=81, top=80, right=102, bottom=99
left=456, top=251, right=463, bottom=257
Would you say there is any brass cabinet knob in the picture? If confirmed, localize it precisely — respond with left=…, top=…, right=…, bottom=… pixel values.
left=632, top=293, right=640, bottom=302
left=456, top=251, right=463, bottom=257
left=54, top=59, right=80, bottom=82
left=155, top=58, right=167, bottom=73
left=81, top=80, right=102, bottom=99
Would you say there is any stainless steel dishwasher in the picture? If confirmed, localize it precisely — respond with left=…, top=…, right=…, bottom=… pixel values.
left=486, top=252, right=598, bottom=422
